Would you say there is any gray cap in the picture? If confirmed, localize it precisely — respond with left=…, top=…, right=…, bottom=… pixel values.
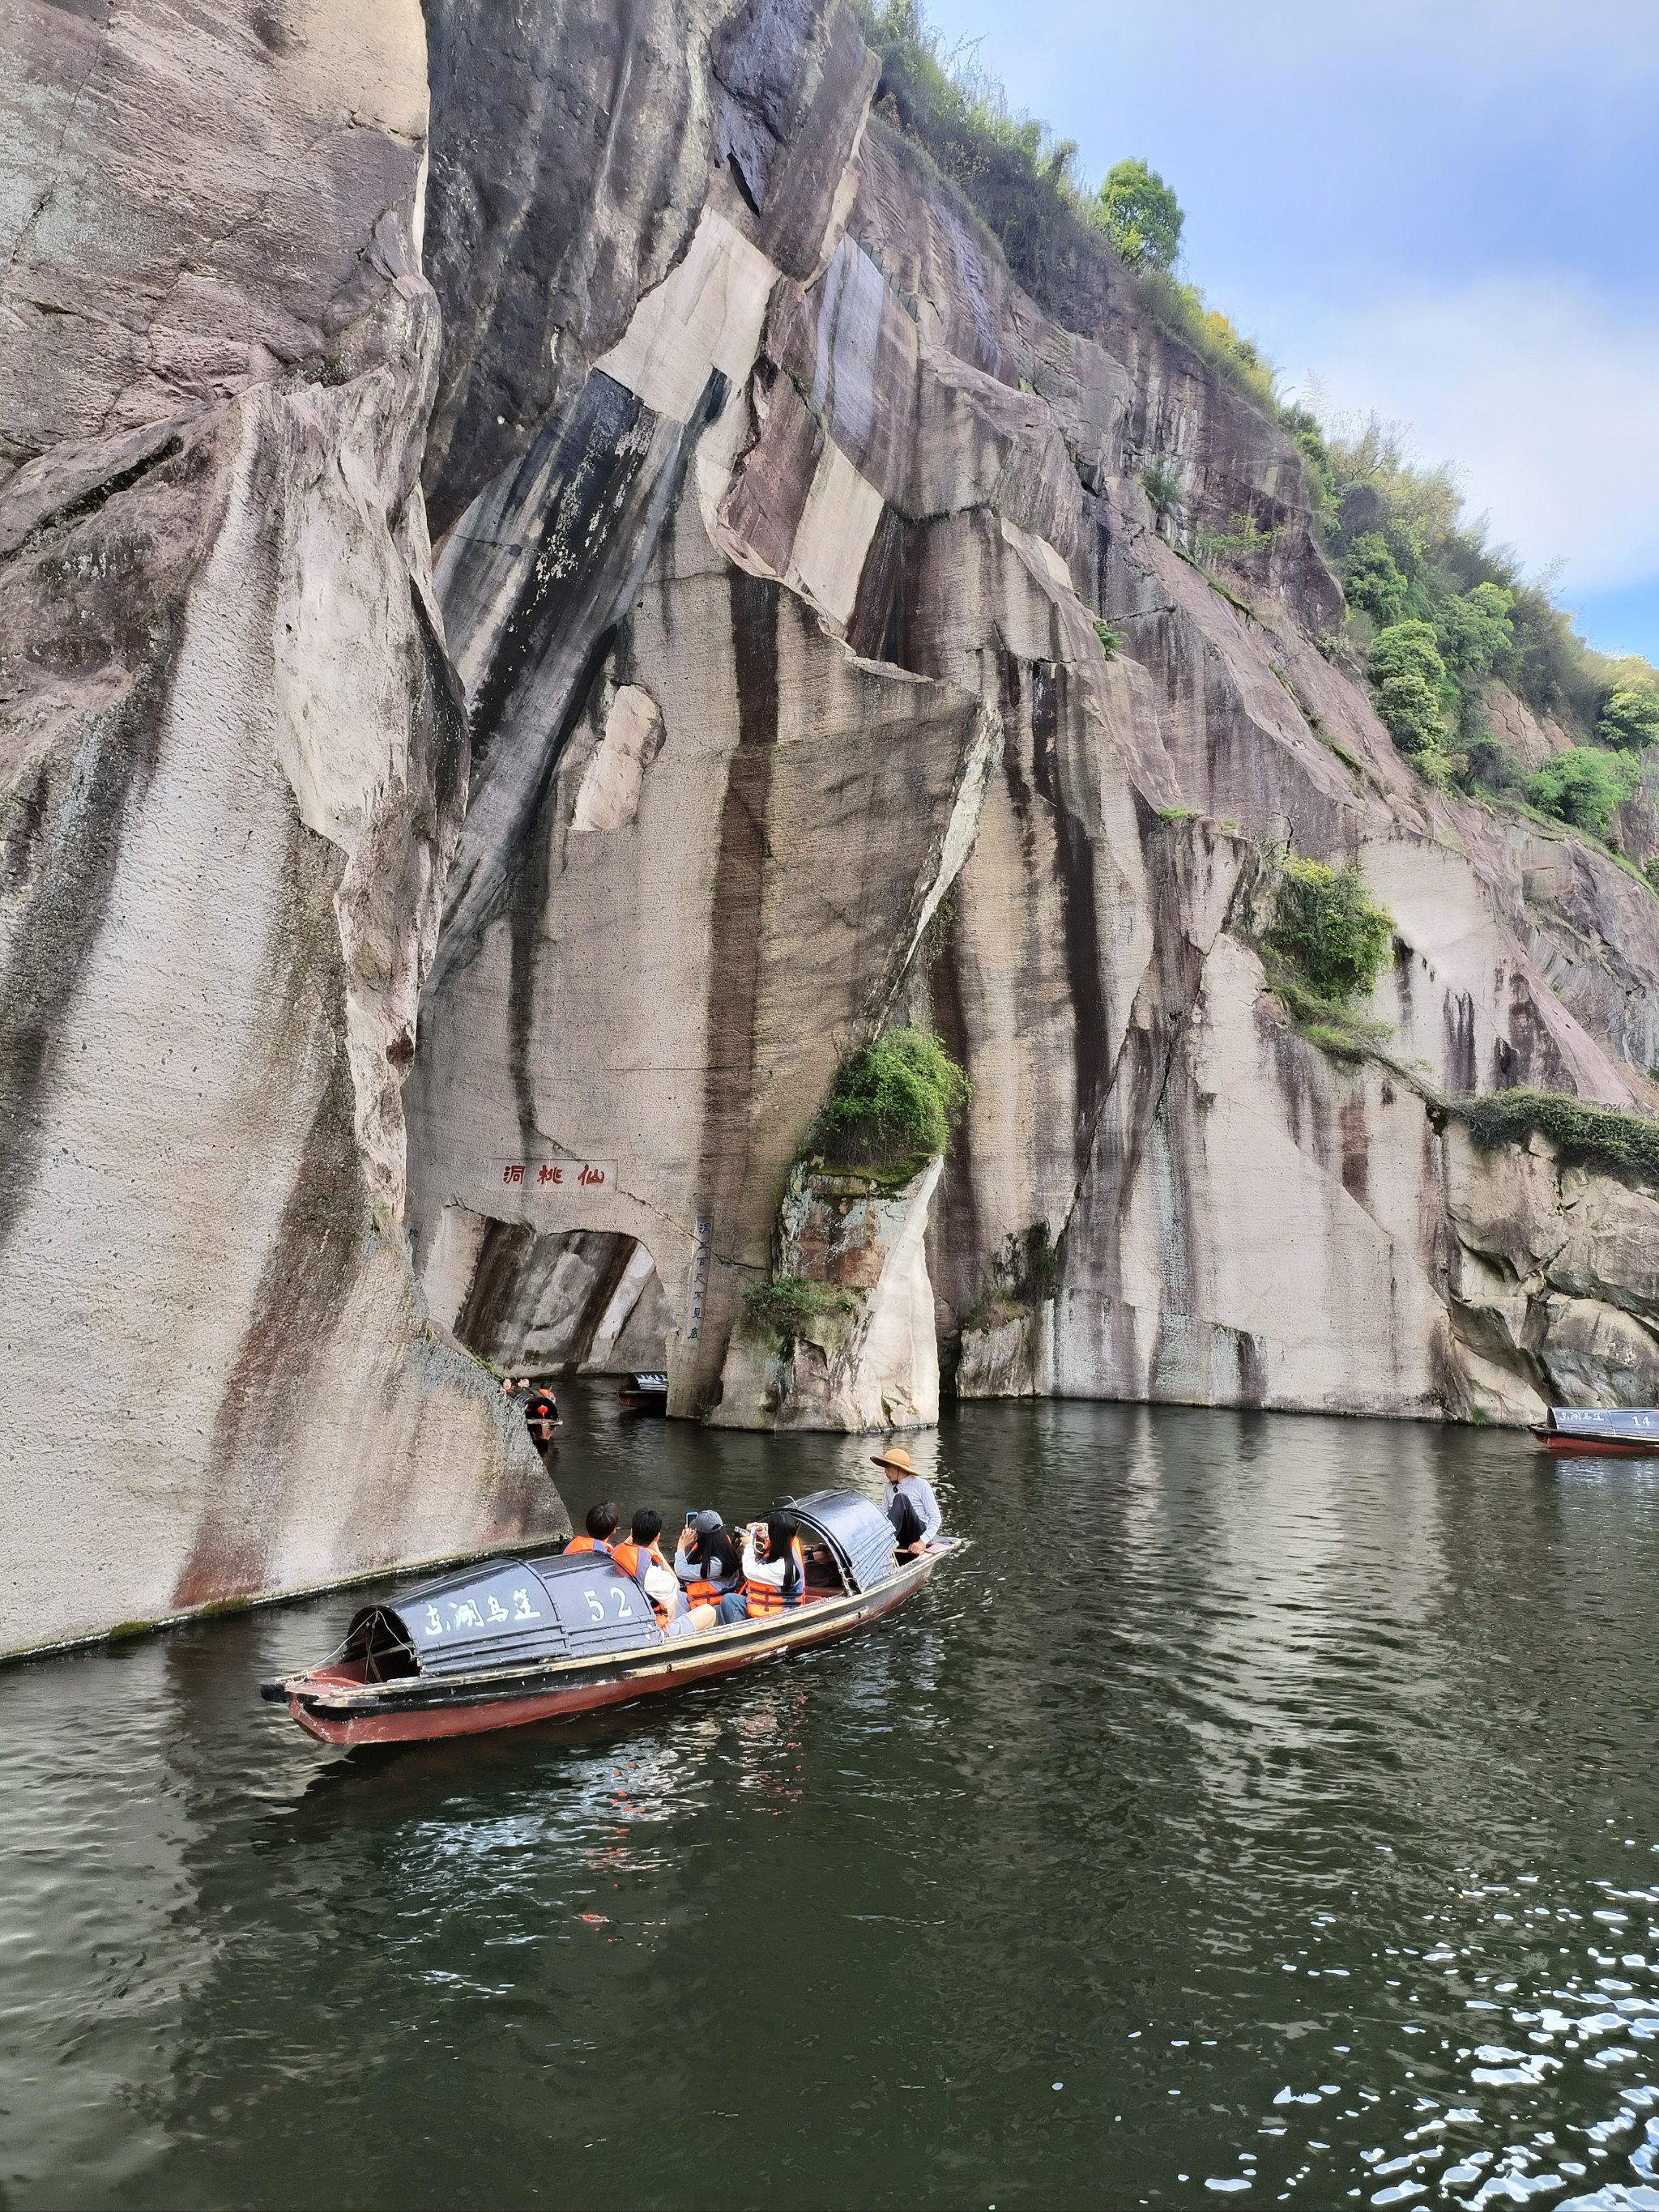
left=693, top=1509, right=724, bottom=1534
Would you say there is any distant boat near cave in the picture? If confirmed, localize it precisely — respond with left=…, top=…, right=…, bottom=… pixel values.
left=616, top=1371, right=668, bottom=1414
left=1530, top=1407, right=1659, bottom=1456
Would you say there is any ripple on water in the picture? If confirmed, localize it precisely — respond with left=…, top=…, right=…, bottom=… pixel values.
left=2, top=1396, right=1659, bottom=2210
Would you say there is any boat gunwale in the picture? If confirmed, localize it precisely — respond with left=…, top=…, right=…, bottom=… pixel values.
left=268, top=1546, right=954, bottom=1712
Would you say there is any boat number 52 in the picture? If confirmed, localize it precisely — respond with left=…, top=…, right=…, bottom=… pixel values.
left=586, top=1588, right=635, bottom=1622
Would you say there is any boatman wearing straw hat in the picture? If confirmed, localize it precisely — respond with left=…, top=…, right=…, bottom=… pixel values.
left=871, top=1443, right=943, bottom=1557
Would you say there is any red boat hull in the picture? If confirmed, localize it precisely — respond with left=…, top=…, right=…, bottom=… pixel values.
left=1533, top=1431, right=1659, bottom=1456
left=277, top=1557, right=936, bottom=1747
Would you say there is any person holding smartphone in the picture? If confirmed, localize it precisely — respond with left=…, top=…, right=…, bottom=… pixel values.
left=715, top=1513, right=807, bottom=1624
left=675, top=1509, right=742, bottom=1604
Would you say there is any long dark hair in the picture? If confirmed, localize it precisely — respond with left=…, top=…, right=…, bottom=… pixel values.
left=766, top=1512, right=800, bottom=1593
left=698, top=1524, right=741, bottom=1578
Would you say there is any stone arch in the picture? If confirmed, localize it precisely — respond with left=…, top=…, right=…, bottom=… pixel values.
left=425, top=1205, right=672, bottom=1375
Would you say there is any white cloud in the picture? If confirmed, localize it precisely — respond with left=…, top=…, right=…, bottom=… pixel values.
left=1269, top=277, right=1659, bottom=599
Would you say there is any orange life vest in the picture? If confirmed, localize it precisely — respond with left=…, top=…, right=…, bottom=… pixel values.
left=564, top=1535, right=612, bottom=1557
left=681, top=1540, right=739, bottom=1608
left=611, top=1539, right=672, bottom=1623
left=743, top=1536, right=806, bottom=1618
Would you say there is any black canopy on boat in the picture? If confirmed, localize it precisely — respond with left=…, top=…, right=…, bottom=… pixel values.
left=348, top=1552, right=662, bottom=1678
left=791, top=1488, right=898, bottom=1593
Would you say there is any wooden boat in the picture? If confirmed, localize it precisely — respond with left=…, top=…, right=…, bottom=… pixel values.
left=1530, top=1405, right=1659, bottom=1455
left=260, top=1489, right=951, bottom=1747
left=616, top=1370, right=668, bottom=1414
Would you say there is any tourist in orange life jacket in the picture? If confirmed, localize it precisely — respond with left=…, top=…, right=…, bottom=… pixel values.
left=715, top=1512, right=807, bottom=1625
left=674, top=1509, right=742, bottom=1605
left=613, top=1510, right=717, bottom=1639
left=564, top=1503, right=618, bottom=1556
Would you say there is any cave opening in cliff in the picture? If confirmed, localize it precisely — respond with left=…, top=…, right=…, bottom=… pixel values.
left=434, top=1210, right=672, bottom=1380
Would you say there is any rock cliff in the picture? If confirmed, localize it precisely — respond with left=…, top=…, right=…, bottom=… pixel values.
left=5, top=0, right=1658, bottom=1650
left=0, top=0, right=565, bottom=1657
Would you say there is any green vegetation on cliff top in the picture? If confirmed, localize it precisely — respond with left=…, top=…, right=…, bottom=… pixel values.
left=853, top=0, right=1277, bottom=407
left=1452, top=1089, right=1659, bottom=1186
left=1293, top=413, right=1659, bottom=795
left=854, top=0, right=1658, bottom=803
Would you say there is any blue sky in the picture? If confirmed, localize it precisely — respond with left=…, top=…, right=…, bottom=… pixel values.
left=924, top=0, right=1659, bottom=662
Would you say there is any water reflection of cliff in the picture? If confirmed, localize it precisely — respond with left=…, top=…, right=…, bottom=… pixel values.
left=140, top=1615, right=860, bottom=2206
left=10, top=1398, right=1659, bottom=2210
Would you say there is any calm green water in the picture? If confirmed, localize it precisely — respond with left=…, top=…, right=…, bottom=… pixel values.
left=4, top=1393, right=1659, bottom=2212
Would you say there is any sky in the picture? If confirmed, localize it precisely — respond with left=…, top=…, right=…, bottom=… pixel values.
left=924, top=0, right=1659, bottom=662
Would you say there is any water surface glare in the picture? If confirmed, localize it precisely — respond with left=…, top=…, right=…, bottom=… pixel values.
left=4, top=1395, right=1659, bottom=2210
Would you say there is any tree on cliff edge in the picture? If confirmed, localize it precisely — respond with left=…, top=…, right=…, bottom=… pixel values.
left=1096, top=159, right=1183, bottom=271
left=1097, top=161, right=1185, bottom=273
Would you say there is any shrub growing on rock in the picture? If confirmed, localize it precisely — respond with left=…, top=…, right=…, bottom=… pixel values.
left=741, top=1277, right=858, bottom=1345
left=1433, top=580, right=1514, bottom=707
left=1368, top=620, right=1450, bottom=767
left=1524, top=746, right=1639, bottom=841
left=1342, top=531, right=1414, bottom=629
left=1598, top=687, right=1659, bottom=752
left=1453, top=1089, right=1659, bottom=1186
left=1266, top=858, right=1395, bottom=1006
left=1141, top=457, right=1183, bottom=521
left=815, top=1025, right=970, bottom=1168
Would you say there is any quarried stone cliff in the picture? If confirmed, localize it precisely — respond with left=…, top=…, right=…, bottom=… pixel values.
left=0, top=0, right=565, bottom=1657
left=403, top=0, right=1659, bottom=1435
left=6, top=0, right=1659, bottom=1651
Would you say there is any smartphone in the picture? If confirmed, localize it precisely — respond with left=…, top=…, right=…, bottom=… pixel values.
left=685, top=1510, right=697, bottom=1528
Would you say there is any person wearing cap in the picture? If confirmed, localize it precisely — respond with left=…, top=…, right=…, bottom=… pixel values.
left=675, top=1509, right=742, bottom=1603
left=872, top=1443, right=942, bottom=1556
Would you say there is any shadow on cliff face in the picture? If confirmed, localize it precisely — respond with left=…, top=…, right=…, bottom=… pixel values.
left=447, top=1217, right=672, bottom=1379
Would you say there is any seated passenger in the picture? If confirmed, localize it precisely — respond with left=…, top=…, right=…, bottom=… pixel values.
left=613, top=1510, right=716, bottom=1639
left=675, top=1509, right=743, bottom=1603
left=871, top=1444, right=942, bottom=1557
left=716, top=1512, right=807, bottom=1624
left=565, top=1503, right=619, bottom=1556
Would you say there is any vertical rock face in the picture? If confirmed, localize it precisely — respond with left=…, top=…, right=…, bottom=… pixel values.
left=8, top=0, right=1659, bottom=1650
left=712, top=1159, right=942, bottom=1430
left=404, top=0, right=1659, bottom=1439
left=0, top=0, right=564, bottom=1656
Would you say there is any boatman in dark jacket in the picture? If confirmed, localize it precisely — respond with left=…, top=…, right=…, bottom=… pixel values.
left=872, top=1444, right=942, bottom=1556
left=504, top=1375, right=560, bottom=1461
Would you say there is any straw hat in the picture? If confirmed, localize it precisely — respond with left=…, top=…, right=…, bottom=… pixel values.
left=870, top=1443, right=913, bottom=1473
